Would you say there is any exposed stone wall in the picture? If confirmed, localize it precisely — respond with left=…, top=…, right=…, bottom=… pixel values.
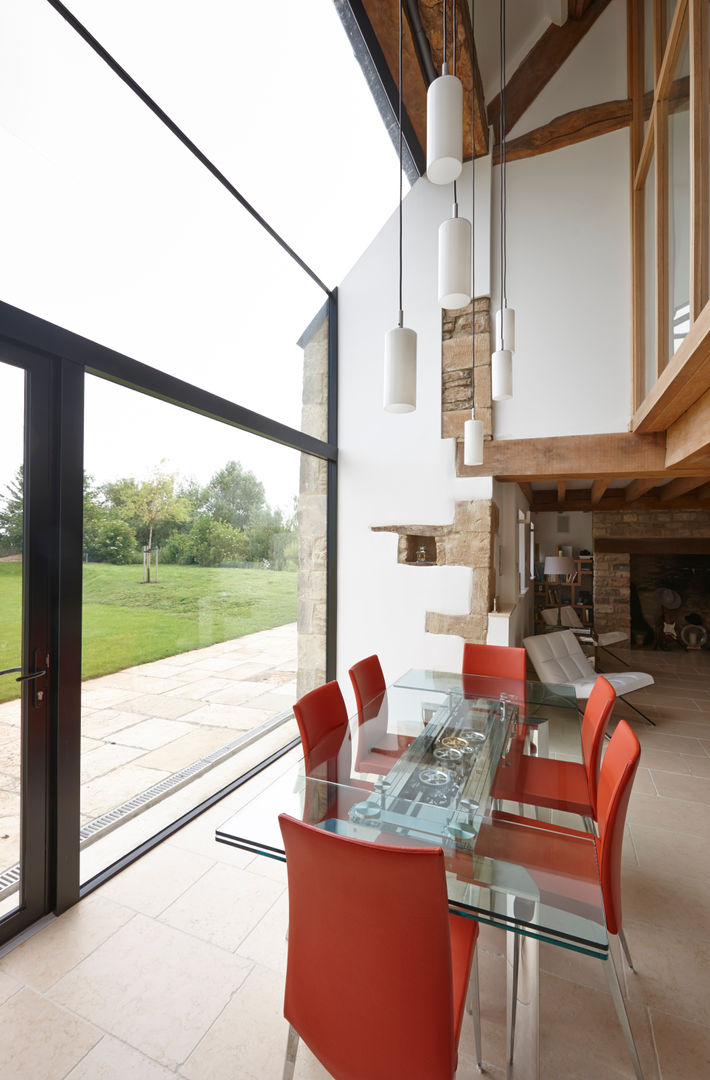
left=592, top=510, right=710, bottom=638
left=372, top=498, right=499, bottom=644
left=441, top=297, right=492, bottom=442
left=297, top=316, right=328, bottom=698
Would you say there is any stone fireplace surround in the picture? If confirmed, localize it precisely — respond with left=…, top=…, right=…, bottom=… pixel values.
left=593, top=510, right=710, bottom=643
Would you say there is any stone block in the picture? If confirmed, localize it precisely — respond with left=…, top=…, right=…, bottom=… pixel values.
left=442, top=370, right=473, bottom=410
left=474, top=365, right=491, bottom=408
left=442, top=408, right=469, bottom=440
left=442, top=335, right=475, bottom=372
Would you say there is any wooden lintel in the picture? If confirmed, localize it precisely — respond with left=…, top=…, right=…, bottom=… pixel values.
left=456, top=431, right=670, bottom=481
left=659, top=475, right=710, bottom=500
left=624, top=478, right=659, bottom=501
left=529, top=488, right=710, bottom=513
left=493, top=99, right=632, bottom=164
left=557, top=480, right=567, bottom=501
left=591, top=479, right=609, bottom=504
left=633, top=294, right=710, bottom=432
left=595, top=537, right=710, bottom=554
left=665, top=386, right=710, bottom=467
left=695, top=481, right=710, bottom=500
left=487, top=0, right=613, bottom=141
left=518, top=482, right=533, bottom=503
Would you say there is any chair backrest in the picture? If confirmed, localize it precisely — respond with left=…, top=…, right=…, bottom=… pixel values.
left=541, top=608, right=560, bottom=626
left=293, top=680, right=351, bottom=781
left=595, top=719, right=641, bottom=934
left=348, top=654, right=386, bottom=726
left=279, top=813, right=458, bottom=1080
left=462, top=642, right=527, bottom=680
left=524, top=629, right=593, bottom=685
left=560, top=606, right=585, bottom=629
left=580, top=676, right=616, bottom=816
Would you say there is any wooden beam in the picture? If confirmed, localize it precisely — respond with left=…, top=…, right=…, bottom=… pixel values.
left=557, top=480, right=567, bottom=502
left=659, top=475, right=710, bottom=500
left=528, top=487, right=710, bottom=512
left=518, top=482, right=534, bottom=503
left=596, top=537, right=710, bottom=553
left=569, top=0, right=595, bottom=17
left=666, top=386, right=710, bottom=467
left=632, top=291, right=710, bottom=431
left=415, top=0, right=488, bottom=159
left=492, top=99, right=632, bottom=164
left=625, top=477, right=660, bottom=501
left=591, top=479, right=609, bottom=503
left=487, top=0, right=614, bottom=141
left=695, top=481, right=710, bottom=499
left=456, top=431, right=672, bottom=481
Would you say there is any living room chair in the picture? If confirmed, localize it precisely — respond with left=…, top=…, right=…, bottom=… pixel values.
left=491, top=675, right=616, bottom=829
left=524, top=629, right=655, bottom=725
left=348, top=654, right=414, bottom=775
left=479, top=720, right=644, bottom=1078
left=279, top=812, right=482, bottom=1080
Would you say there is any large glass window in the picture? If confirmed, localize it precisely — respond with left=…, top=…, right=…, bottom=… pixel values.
left=644, top=153, right=657, bottom=395
left=667, top=33, right=690, bottom=357
left=80, top=374, right=327, bottom=882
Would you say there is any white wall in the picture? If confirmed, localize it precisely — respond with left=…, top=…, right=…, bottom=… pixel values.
left=534, top=510, right=593, bottom=560
left=336, top=163, right=492, bottom=705
left=336, top=4, right=632, bottom=694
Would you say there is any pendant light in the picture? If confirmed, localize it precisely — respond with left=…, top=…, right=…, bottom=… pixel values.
left=427, top=1, right=463, bottom=185
left=492, top=0, right=514, bottom=401
left=463, top=0, right=483, bottom=468
left=438, top=1, right=471, bottom=310
left=384, top=0, right=417, bottom=413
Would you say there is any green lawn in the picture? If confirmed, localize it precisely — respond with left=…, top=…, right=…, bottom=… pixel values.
left=0, top=562, right=297, bottom=702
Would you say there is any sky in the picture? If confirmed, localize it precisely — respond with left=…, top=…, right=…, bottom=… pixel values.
left=0, top=0, right=404, bottom=513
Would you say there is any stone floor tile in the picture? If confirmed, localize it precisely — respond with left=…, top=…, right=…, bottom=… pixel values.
left=650, top=1008, right=710, bottom=1080
left=0, top=986, right=102, bottom=1080
left=49, top=914, right=253, bottom=1070
left=94, top=841, right=215, bottom=918
left=65, top=1035, right=176, bottom=1079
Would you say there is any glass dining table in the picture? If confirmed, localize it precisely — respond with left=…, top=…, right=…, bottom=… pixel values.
left=216, top=670, right=612, bottom=1080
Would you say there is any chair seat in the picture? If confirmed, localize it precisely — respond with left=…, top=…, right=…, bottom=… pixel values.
left=524, top=630, right=654, bottom=702
left=492, top=754, right=592, bottom=817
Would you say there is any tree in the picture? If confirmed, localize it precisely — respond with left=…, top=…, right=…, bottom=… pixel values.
left=0, top=466, right=24, bottom=554
left=187, top=515, right=248, bottom=567
left=202, top=461, right=266, bottom=530
left=103, top=470, right=191, bottom=550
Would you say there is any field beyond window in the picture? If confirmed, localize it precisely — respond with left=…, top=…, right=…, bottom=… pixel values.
left=0, top=563, right=297, bottom=701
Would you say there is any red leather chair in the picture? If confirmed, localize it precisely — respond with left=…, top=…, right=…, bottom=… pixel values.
left=491, top=675, right=616, bottom=829
left=279, top=813, right=482, bottom=1080
left=348, top=654, right=414, bottom=775
left=462, top=642, right=527, bottom=694
left=293, top=681, right=372, bottom=820
left=479, top=720, right=643, bottom=1077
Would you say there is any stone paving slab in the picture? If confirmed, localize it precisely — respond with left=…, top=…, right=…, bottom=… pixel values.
left=0, top=623, right=297, bottom=876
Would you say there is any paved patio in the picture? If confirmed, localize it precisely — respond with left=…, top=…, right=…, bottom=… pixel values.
left=0, top=623, right=298, bottom=878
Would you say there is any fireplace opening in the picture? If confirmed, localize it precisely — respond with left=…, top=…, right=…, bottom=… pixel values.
left=630, top=554, right=710, bottom=650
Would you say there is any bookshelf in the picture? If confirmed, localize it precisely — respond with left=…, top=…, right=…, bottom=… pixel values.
left=534, top=556, right=594, bottom=632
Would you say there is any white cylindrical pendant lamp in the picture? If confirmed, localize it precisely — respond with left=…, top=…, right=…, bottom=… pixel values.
left=384, top=325, right=417, bottom=412
left=463, top=412, right=484, bottom=465
left=426, top=71, right=463, bottom=185
left=438, top=213, right=471, bottom=309
left=492, top=348, right=513, bottom=401
left=495, top=306, right=516, bottom=352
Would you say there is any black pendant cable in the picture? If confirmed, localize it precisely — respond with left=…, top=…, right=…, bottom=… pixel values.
left=492, top=0, right=514, bottom=401
left=464, top=0, right=483, bottom=464
left=384, top=0, right=417, bottom=412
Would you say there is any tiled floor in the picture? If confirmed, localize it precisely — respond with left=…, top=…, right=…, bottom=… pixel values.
left=0, top=645, right=709, bottom=1078
left=0, top=623, right=297, bottom=879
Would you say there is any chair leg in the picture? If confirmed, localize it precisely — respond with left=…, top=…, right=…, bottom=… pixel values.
left=466, top=947, right=483, bottom=1069
left=620, top=695, right=656, bottom=727
left=602, top=954, right=645, bottom=1080
left=618, top=928, right=635, bottom=972
left=283, top=1024, right=299, bottom=1080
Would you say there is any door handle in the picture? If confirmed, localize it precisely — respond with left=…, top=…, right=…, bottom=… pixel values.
left=14, top=651, right=49, bottom=706
left=0, top=667, right=23, bottom=677
left=15, top=669, right=48, bottom=683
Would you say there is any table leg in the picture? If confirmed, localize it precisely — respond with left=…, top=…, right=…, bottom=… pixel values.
left=506, top=931, right=539, bottom=1080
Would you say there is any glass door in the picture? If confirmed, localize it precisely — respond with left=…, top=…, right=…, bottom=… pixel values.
left=0, top=348, right=51, bottom=942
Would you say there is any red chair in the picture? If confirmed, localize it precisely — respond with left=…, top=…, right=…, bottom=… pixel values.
left=348, top=654, right=414, bottom=775
left=491, top=675, right=616, bottom=829
left=462, top=643, right=527, bottom=697
left=279, top=813, right=482, bottom=1080
left=293, top=681, right=372, bottom=821
left=479, top=720, right=643, bottom=1077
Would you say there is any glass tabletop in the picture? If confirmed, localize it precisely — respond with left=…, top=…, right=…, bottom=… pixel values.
left=394, top=668, right=579, bottom=713
left=216, top=674, right=607, bottom=958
